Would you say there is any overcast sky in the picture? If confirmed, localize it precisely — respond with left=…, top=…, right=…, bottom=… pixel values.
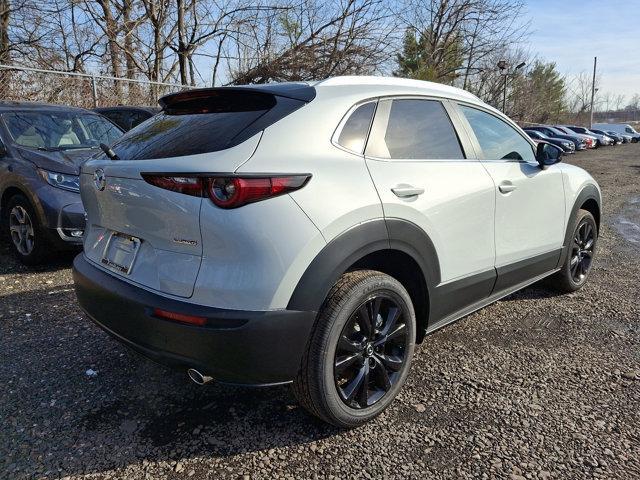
left=524, top=0, right=639, bottom=101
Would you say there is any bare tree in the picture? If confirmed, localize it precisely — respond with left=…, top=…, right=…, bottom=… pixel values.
left=0, top=0, right=9, bottom=64
left=394, top=0, right=529, bottom=90
left=229, top=0, right=396, bottom=84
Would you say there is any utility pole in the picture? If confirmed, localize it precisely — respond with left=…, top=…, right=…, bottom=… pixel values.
left=589, top=56, right=597, bottom=128
left=498, top=60, right=526, bottom=113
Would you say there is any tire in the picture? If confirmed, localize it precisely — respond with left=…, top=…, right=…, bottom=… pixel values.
left=547, top=209, right=597, bottom=293
left=293, top=270, right=416, bottom=428
left=5, top=194, right=54, bottom=265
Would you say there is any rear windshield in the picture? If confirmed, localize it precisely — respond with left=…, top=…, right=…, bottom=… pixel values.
left=107, top=90, right=308, bottom=160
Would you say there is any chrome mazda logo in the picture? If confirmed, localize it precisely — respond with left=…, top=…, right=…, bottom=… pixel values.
left=94, top=169, right=106, bottom=191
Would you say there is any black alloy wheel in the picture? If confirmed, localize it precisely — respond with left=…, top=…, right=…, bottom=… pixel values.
left=334, top=295, right=408, bottom=409
left=570, top=219, right=595, bottom=283
left=547, top=209, right=597, bottom=293
left=293, top=270, right=416, bottom=428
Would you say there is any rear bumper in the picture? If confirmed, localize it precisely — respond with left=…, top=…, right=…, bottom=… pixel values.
left=72, top=254, right=316, bottom=385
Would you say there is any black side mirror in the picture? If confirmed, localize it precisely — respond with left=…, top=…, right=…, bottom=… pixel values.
left=536, top=141, right=562, bottom=169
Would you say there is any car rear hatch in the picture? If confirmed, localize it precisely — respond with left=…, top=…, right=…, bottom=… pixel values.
left=80, top=85, right=315, bottom=298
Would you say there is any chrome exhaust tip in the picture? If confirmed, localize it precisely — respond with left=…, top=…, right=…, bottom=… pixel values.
left=187, top=368, right=213, bottom=385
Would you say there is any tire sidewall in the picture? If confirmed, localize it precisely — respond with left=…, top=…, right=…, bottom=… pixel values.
left=318, top=274, right=416, bottom=426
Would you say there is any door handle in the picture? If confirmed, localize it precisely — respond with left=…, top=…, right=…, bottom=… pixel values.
left=391, top=185, right=425, bottom=198
left=498, top=182, right=517, bottom=194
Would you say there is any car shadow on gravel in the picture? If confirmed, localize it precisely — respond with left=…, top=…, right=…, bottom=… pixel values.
left=0, top=236, right=78, bottom=275
left=1, top=285, right=339, bottom=478
left=499, top=283, right=564, bottom=301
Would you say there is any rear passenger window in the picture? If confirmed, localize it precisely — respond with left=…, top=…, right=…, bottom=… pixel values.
left=366, top=99, right=464, bottom=160
left=337, top=102, right=375, bottom=153
left=460, top=105, right=535, bottom=162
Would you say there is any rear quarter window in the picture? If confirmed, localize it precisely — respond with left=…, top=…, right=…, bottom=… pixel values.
left=336, top=102, right=376, bottom=153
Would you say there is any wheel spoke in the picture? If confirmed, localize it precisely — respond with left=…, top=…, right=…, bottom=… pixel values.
left=13, top=207, right=25, bottom=224
left=573, top=234, right=581, bottom=247
left=570, top=256, right=580, bottom=277
left=338, top=334, right=361, bottom=354
left=335, top=353, right=362, bottom=374
left=341, top=364, right=367, bottom=403
left=368, top=297, right=382, bottom=333
left=381, top=306, right=400, bottom=336
left=358, top=304, right=374, bottom=338
left=374, top=357, right=392, bottom=391
left=580, top=259, right=589, bottom=276
left=584, top=238, right=594, bottom=250
left=376, top=353, right=403, bottom=372
left=356, top=363, right=370, bottom=407
left=374, top=322, right=406, bottom=347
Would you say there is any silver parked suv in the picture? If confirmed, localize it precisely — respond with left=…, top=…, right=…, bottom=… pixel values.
left=73, top=77, right=601, bottom=427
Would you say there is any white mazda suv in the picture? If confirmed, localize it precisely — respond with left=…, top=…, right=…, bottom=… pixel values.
left=73, top=76, right=601, bottom=427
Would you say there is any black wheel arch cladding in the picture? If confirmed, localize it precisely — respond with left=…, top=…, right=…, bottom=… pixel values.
left=286, top=218, right=440, bottom=315
left=557, top=184, right=601, bottom=268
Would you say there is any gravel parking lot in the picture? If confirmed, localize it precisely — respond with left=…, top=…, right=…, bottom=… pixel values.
left=1, top=146, right=639, bottom=480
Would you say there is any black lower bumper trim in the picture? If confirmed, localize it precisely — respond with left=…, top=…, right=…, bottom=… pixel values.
left=72, top=254, right=316, bottom=385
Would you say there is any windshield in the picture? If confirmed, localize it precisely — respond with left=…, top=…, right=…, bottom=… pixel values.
left=2, top=110, right=123, bottom=150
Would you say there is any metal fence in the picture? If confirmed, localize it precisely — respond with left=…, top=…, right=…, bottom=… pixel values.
left=0, top=64, right=187, bottom=109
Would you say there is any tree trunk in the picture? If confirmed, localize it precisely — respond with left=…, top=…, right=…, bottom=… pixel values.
left=0, top=0, right=10, bottom=97
left=122, top=0, right=138, bottom=101
left=176, top=0, right=188, bottom=85
left=98, top=0, right=122, bottom=100
left=0, top=0, right=9, bottom=63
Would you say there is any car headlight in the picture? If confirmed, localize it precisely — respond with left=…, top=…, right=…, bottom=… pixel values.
left=39, top=169, right=80, bottom=193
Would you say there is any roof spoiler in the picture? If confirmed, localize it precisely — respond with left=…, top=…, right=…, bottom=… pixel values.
left=159, top=84, right=316, bottom=111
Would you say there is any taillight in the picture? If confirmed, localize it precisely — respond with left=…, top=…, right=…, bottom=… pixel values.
left=142, top=175, right=204, bottom=196
left=206, top=176, right=309, bottom=208
left=141, top=174, right=310, bottom=208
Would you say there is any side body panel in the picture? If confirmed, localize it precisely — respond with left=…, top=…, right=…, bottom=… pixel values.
left=451, top=101, right=566, bottom=274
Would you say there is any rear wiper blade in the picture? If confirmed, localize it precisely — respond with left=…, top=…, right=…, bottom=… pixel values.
left=37, top=146, right=64, bottom=152
left=100, top=143, right=119, bottom=160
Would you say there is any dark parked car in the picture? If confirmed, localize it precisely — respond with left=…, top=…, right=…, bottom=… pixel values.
left=524, top=129, right=575, bottom=153
left=560, top=125, right=610, bottom=146
left=0, top=102, right=123, bottom=264
left=591, top=129, right=623, bottom=145
left=93, top=106, right=160, bottom=131
left=609, top=131, right=632, bottom=143
left=525, top=125, right=587, bottom=150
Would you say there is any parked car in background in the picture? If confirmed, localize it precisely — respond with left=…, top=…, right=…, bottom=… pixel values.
left=554, top=126, right=597, bottom=148
left=592, top=123, right=640, bottom=142
left=525, top=125, right=587, bottom=150
left=590, top=129, right=622, bottom=145
left=93, top=106, right=160, bottom=132
left=524, top=129, right=575, bottom=153
left=562, top=125, right=613, bottom=146
left=72, top=77, right=601, bottom=428
left=0, top=102, right=123, bottom=264
left=614, top=132, right=633, bottom=143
